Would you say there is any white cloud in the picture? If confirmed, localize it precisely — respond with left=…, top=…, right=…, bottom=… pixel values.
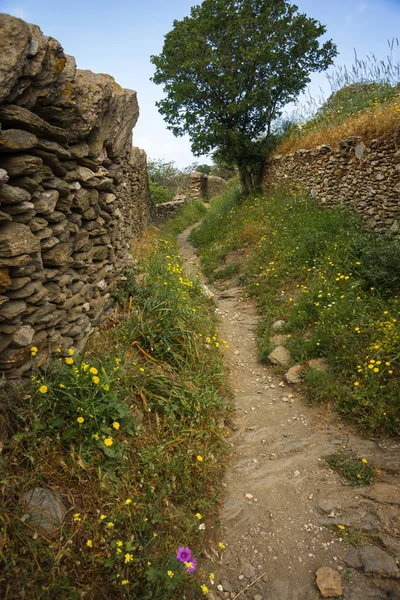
left=3, top=5, right=28, bottom=20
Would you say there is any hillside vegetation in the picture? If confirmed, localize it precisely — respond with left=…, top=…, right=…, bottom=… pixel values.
left=191, top=187, right=400, bottom=434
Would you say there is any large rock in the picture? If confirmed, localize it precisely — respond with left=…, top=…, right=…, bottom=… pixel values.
left=315, top=567, right=342, bottom=598
left=0, top=222, right=40, bottom=257
left=0, top=154, right=42, bottom=177
left=359, top=545, right=400, bottom=578
left=34, top=70, right=139, bottom=158
left=268, top=345, right=291, bottom=366
left=21, top=487, right=67, bottom=536
left=0, top=268, right=11, bottom=292
left=0, top=183, right=31, bottom=204
left=0, top=105, right=68, bottom=144
left=0, top=129, right=38, bottom=152
left=0, top=14, right=31, bottom=102
left=285, top=364, right=304, bottom=384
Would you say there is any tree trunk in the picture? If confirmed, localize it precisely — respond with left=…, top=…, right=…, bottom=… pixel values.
left=237, top=159, right=265, bottom=197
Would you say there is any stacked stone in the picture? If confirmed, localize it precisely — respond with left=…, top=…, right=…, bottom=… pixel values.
left=0, top=14, right=153, bottom=381
left=265, top=136, right=400, bottom=236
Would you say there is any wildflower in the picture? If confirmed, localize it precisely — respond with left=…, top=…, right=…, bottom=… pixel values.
left=198, top=523, right=206, bottom=530
left=68, top=348, right=74, bottom=356
left=73, top=513, right=81, bottom=522
left=56, top=348, right=61, bottom=353
left=86, top=540, right=93, bottom=547
left=102, top=383, right=110, bottom=391
left=218, top=542, right=226, bottom=549
left=124, top=553, right=133, bottom=564
left=201, top=584, right=209, bottom=595
left=209, top=573, right=215, bottom=583
left=337, top=524, right=345, bottom=530
left=121, top=580, right=129, bottom=585
left=81, top=362, right=89, bottom=371
left=196, top=455, right=203, bottom=462
left=92, top=433, right=99, bottom=440
left=373, top=368, right=379, bottom=373
left=77, top=417, right=84, bottom=424
left=99, top=514, right=106, bottom=521
left=39, top=385, right=48, bottom=394
left=31, top=346, right=38, bottom=356
left=195, top=513, right=202, bottom=520
left=104, top=437, right=113, bottom=447
left=167, top=571, right=174, bottom=578
left=116, top=540, right=123, bottom=547
left=59, top=383, right=65, bottom=389
left=92, top=376, right=100, bottom=384
left=176, top=546, right=191, bottom=562
left=112, top=422, right=120, bottom=430
left=354, top=382, right=360, bottom=387
left=125, top=498, right=132, bottom=505
left=65, top=357, right=74, bottom=365
left=147, top=561, right=151, bottom=566
left=361, top=458, right=368, bottom=464
left=89, top=367, right=98, bottom=375
left=139, top=367, right=145, bottom=373
left=184, top=558, right=197, bottom=573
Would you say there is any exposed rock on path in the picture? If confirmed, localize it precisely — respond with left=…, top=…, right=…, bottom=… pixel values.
left=178, top=224, right=400, bottom=600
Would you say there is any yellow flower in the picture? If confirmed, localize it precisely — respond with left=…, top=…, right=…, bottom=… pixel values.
left=39, top=385, right=48, bottom=394
left=86, top=540, right=93, bottom=547
left=89, top=367, right=98, bottom=375
left=337, top=524, right=345, bottom=530
left=116, top=540, right=123, bottom=547
left=59, top=383, right=65, bottom=389
left=373, top=368, right=379, bottom=373
left=196, top=513, right=202, bottom=519
left=124, top=553, right=133, bottom=564
left=92, top=376, right=100, bottom=384
left=77, top=417, right=84, bottom=424
left=68, top=348, right=74, bottom=356
left=361, top=458, right=368, bottom=464
left=102, top=383, right=110, bottom=391
left=106, top=522, right=114, bottom=528
left=197, top=455, right=203, bottom=462
left=209, top=573, right=215, bottom=582
left=218, top=542, right=225, bottom=549
left=354, top=381, right=359, bottom=387
left=121, top=580, right=129, bottom=585
left=73, top=513, right=81, bottom=522
left=31, top=346, right=38, bottom=356
left=65, top=357, right=74, bottom=365
left=99, top=514, right=106, bottom=520
left=201, top=584, right=209, bottom=595
left=147, top=561, right=151, bottom=566
left=167, top=570, right=174, bottom=578
left=125, top=498, right=132, bottom=505
left=104, top=437, right=113, bottom=447
left=112, top=422, right=120, bottom=430
left=139, top=367, right=145, bottom=372
left=92, top=433, right=99, bottom=440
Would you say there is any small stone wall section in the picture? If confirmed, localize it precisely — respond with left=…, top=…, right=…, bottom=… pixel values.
left=155, top=172, right=227, bottom=221
left=265, top=136, right=400, bottom=235
left=0, top=14, right=154, bottom=381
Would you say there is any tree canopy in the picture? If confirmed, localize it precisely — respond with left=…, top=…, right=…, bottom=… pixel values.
left=151, top=0, right=337, bottom=194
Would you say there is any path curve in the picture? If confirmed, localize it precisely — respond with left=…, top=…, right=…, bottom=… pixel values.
left=178, top=224, right=400, bottom=600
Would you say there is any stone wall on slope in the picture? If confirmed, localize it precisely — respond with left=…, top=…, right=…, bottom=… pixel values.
left=265, top=136, right=400, bottom=236
left=0, top=14, right=154, bottom=382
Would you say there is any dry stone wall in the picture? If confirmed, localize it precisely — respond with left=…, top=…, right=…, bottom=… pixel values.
left=0, top=14, right=154, bottom=382
left=265, top=136, right=400, bottom=236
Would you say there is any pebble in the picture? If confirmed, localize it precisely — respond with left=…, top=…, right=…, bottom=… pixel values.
left=245, top=493, right=254, bottom=500
left=238, top=575, right=244, bottom=580
left=253, top=595, right=263, bottom=600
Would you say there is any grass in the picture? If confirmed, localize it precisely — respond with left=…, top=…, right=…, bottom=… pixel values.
left=277, top=82, right=400, bottom=154
left=0, top=201, right=229, bottom=599
left=326, top=451, right=376, bottom=486
left=191, top=186, right=400, bottom=435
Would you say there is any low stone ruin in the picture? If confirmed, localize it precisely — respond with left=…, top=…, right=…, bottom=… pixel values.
left=0, top=14, right=154, bottom=384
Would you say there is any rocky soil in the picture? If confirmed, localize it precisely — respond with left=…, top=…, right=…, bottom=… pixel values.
left=178, top=225, right=400, bottom=600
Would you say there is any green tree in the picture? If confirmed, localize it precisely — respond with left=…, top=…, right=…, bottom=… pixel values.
left=151, top=0, right=337, bottom=195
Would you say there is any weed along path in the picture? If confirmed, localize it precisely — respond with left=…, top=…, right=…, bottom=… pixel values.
left=177, top=224, right=400, bottom=600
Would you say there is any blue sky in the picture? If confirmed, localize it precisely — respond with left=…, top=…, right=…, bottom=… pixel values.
left=1, top=0, right=400, bottom=167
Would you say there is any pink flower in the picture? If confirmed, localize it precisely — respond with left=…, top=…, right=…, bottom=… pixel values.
left=176, top=546, right=192, bottom=562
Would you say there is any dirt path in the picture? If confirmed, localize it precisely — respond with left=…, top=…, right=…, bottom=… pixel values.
left=177, top=225, right=400, bottom=600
